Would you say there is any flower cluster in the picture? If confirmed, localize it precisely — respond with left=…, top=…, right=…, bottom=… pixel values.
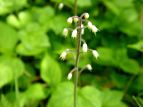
left=60, top=13, right=99, bottom=80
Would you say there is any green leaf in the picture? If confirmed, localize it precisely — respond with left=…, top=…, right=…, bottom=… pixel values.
left=119, top=59, right=140, bottom=74
left=77, top=0, right=92, bottom=7
left=47, top=82, right=102, bottom=107
left=0, top=0, right=27, bottom=15
left=41, top=55, right=62, bottom=86
left=51, top=0, right=91, bottom=7
left=22, top=84, right=47, bottom=101
left=102, top=0, right=133, bottom=15
left=0, top=94, right=15, bottom=107
left=0, top=56, right=24, bottom=88
left=128, top=40, right=143, bottom=52
left=102, top=90, right=127, bottom=107
left=0, top=22, right=19, bottom=53
left=79, top=86, right=102, bottom=107
left=16, top=23, right=50, bottom=56
left=48, top=15, right=67, bottom=34
left=97, top=47, right=117, bottom=66
left=97, top=47, right=140, bottom=74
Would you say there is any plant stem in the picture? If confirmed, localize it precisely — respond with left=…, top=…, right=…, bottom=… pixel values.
left=14, top=75, right=20, bottom=107
left=74, top=0, right=77, bottom=15
left=74, top=18, right=82, bottom=107
left=73, top=0, right=80, bottom=106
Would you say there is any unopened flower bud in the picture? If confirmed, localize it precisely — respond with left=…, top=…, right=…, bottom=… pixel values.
left=67, top=17, right=73, bottom=24
left=58, top=3, right=64, bottom=10
left=87, top=21, right=93, bottom=29
left=92, top=50, right=99, bottom=59
left=84, top=13, right=89, bottom=19
left=72, top=29, right=77, bottom=38
left=74, top=17, right=79, bottom=23
left=82, top=43, right=88, bottom=52
left=86, top=64, right=92, bottom=71
left=67, top=72, right=72, bottom=80
left=63, top=28, right=68, bottom=37
left=91, top=25, right=98, bottom=33
left=60, top=51, right=67, bottom=60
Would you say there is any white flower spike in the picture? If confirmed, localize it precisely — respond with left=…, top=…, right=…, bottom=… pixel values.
left=92, top=50, right=99, bottom=59
left=84, top=13, right=89, bottom=19
left=67, top=17, right=73, bottom=24
left=91, top=25, right=98, bottom=33
left=72, top=29, right=77, bottom=38
left=60, top=51, right=67, bottom=60
left=58, top=3, right=64, bottom=10
left=67, top=72, right=72, bottom=80
left=82, top=43, right=88, bottom=52
left=63, top=28, right=68, bottom=37
left=86, top=64, right=92, bottom=71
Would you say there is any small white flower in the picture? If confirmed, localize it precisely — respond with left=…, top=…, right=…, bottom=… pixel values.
left=67, top=72, right=72, bottom=80
left=84, top=13, right=89, bottom=19
left=82, top=43, right=88, bottom=52
left=87, top=21, right=93, bottom=29
left=72, top=29, right=77, bottom=38
left=67, top=17, right=73, bottom=24
left=86, top=64, right=92, bottom=71
left=92, top=50, right=99, bottom=59
left=60, top=51, right=67, bottom=60
left=73, top=17, right=79, bottom=23
left=63, top=28, right=68, bottom=37
left=58, top=3, right=64, bottom=10
left=91, top=25, right=98, bottom=33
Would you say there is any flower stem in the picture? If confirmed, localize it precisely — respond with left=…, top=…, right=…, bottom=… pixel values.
left=74, top=18, right=82, bottom=107
left=74, top=0, right=77, bottom=15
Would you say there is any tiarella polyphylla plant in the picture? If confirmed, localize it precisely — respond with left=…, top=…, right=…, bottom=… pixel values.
left=60, top=12, right=99, bottom=107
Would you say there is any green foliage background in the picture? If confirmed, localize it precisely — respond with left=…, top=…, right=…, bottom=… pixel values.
left=0, top=0, right=143, bottom=107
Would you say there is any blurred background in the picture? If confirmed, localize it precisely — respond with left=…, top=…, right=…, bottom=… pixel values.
left=0, top=0, right=143, bottom=107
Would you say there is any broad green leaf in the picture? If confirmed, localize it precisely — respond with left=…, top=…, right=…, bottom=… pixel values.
left=0, top=95, right=16, bottom=107
left=0, top=56, right=24, bottom=88
left=80, top=86, right=102, bottom=107
left=102, top=0, right=133, bottom=15
left=0, top=0, right=27, bottom=15
left=47, top=82, right=102, bottom=107
left=128, top=40, right=143, bottom=52
left=119, top=59, right=140, bottom=74
left=119, top=21, right=141, bottom=36
left=41, top=55, right=62, bottom=86
left=77, top=0, right=92, bottom=7
left=0, top=22, right=19, bottom=53
left=97, top=47, right=116, bottom=66
left=48, top=15, right=67, bottom=34
left=51, top=0, right=91, bottom=7
left=102, top=90, right=127, bottom=107
left=97, top=47, right=140, bottom=74
left=22, top=84, right=47, bottom=101
left=131, top=74, right=143, bottom=92
left=103, top=0, right=120, bottom=15
left=16, top=23, right=50, bottom=56
left=31, top=6, right=55, bottom=25
left=7, top=14, right=21, bottom=28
